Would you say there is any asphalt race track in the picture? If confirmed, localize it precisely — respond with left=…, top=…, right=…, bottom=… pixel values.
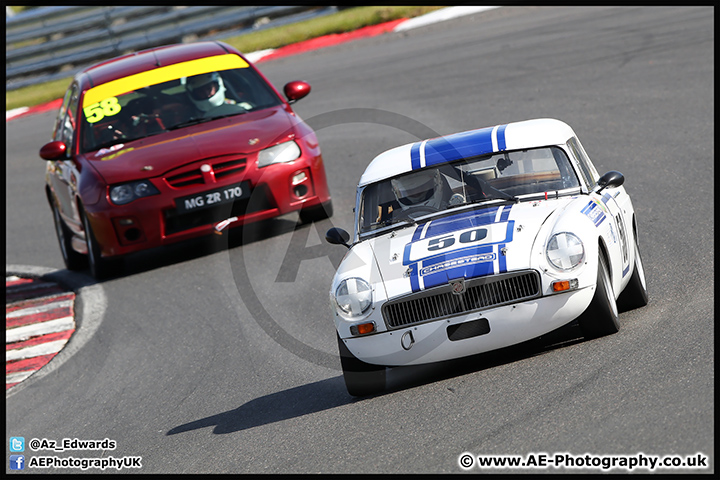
left=5, top=7, right=713, bottom=474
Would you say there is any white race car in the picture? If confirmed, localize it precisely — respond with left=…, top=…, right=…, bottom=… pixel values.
left=326, top=118, right=648, bottom=396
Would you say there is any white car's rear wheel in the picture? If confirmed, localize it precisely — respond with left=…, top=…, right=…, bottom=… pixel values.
left=337, top=334, right=386, bottom=397
left=577, top=254, right=619, bottom=339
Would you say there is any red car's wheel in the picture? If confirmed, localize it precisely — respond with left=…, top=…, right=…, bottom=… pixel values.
left=51, top=199, right=86, bottom=271
left=81, top=208, right=123, bottom=280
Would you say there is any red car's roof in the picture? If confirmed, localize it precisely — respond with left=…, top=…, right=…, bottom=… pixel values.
left=78, top=41, right=240, bottom=89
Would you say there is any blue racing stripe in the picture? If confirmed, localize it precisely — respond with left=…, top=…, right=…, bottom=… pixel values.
left=411, top=223, right=424, bottom=242
left=420, top=244, right=496, bottom=288
left=408, top=224, right=424, bottom=292
left=497, top=124, right=507, bottom=151
left=410, top=142, right=422, bottom=170
left=499, top=204, right=512, bottom=222
left=423, top=128, right=495, bottom=166
left=409, top=263, right=420, bottom=292
left=422, top=206, right=500, bottom=239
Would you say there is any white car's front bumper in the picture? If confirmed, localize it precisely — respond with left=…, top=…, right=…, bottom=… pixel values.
left=340, top=286, right=594, bottom=366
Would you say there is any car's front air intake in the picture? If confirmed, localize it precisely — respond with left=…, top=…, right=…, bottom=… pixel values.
left=382, top=270, right=541, bottom=329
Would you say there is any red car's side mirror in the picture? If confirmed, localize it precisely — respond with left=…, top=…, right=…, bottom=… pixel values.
left=39, top=141, right=68, bottom=161
left=283, top=81, right=311, bottom=104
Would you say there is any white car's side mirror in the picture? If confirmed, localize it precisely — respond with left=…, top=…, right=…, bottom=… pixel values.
left=325, top=227, right=350, bottom=248
left=594, top=170, right=624, bottom=194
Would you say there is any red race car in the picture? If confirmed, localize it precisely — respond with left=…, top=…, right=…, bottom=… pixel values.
left=40, top=41, right=332, bottom=279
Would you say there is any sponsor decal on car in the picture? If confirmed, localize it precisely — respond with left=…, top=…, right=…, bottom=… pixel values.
left=402, top=205, right=514, bottom=291
left=82, top=54, right=249, bottom=108
left=81, top=54, right=252, bottom=126
left=581, top=200, right=606, bottom=227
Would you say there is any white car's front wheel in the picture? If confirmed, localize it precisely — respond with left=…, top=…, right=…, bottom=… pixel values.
left=337, top=334, right=386, bottom=397
left=577, top=254, right=619, bottom=339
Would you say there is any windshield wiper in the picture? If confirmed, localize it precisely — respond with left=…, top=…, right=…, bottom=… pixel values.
left=90, top=140, right=125, bottom=152
left=484, top=190, right=519, bottom=203
left=167, top=116, right=214, bottom=130
left=476, top=176, right=518, bottom=203
left=378, top=217, right=415, bottom=229
left=89, top=130, right=168, bottom=152
left=447, top=195, right=518, bottom=211
left=167, top=111, right=247, bottom=131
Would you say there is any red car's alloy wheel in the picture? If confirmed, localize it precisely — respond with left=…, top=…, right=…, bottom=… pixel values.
left=51, top=199, right=85, bottom=271
left=81, top=208, right=123, bottom=280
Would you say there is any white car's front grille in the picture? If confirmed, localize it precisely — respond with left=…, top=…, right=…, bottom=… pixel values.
left=382, top=270, right=541, bottom=329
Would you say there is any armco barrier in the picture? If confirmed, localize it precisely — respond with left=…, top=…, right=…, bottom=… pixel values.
left=6, top=6, right=336, bottom=91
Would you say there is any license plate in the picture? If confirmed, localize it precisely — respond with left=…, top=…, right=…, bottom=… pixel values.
left=175, top=182, right=250, bottom=214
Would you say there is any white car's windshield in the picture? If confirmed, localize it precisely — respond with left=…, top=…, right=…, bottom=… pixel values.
left=80, top=67, right=281, bottom=153
left=358, top=146, right=580, bottom=234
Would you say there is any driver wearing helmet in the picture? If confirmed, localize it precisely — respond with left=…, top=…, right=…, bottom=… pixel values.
left=185, top=72, right=236, bottom=113
left=378, top=169, right=448, bottom=222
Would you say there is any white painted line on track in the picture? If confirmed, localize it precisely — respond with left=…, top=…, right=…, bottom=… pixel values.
left=394, top=6, right=501, bottom=32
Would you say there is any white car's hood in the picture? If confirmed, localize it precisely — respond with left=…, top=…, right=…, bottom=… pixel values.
left=353, top=199, right=572, bottom=300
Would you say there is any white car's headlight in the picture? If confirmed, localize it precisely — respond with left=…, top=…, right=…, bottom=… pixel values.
left=257, top=140, right=301, bottom=168
left=109, top=180, right=159, bottom=205
left=546, top=232, right=585, bottom=270
left=334, top=278, right=372, bottom=317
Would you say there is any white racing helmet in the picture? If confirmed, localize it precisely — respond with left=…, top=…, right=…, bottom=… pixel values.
left=391, top=169, right=445, bottom=209
left=186, top=72, right=226, bottom=112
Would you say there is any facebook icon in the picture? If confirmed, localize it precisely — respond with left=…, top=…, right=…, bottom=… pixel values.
left=10, top=455, right=25, bottom=470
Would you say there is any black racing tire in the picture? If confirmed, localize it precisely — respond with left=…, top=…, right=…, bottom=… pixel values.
left=299, top=200, right=333, bottom=224
left=337, top=334, right=386, bottom=397
left=81, top=208, right=123, bottom=280
left=51, top=199, right=86, bottom=271
left=616, top=234, right=649, bottom=312
left=577, top=254, right=619, bottom=339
